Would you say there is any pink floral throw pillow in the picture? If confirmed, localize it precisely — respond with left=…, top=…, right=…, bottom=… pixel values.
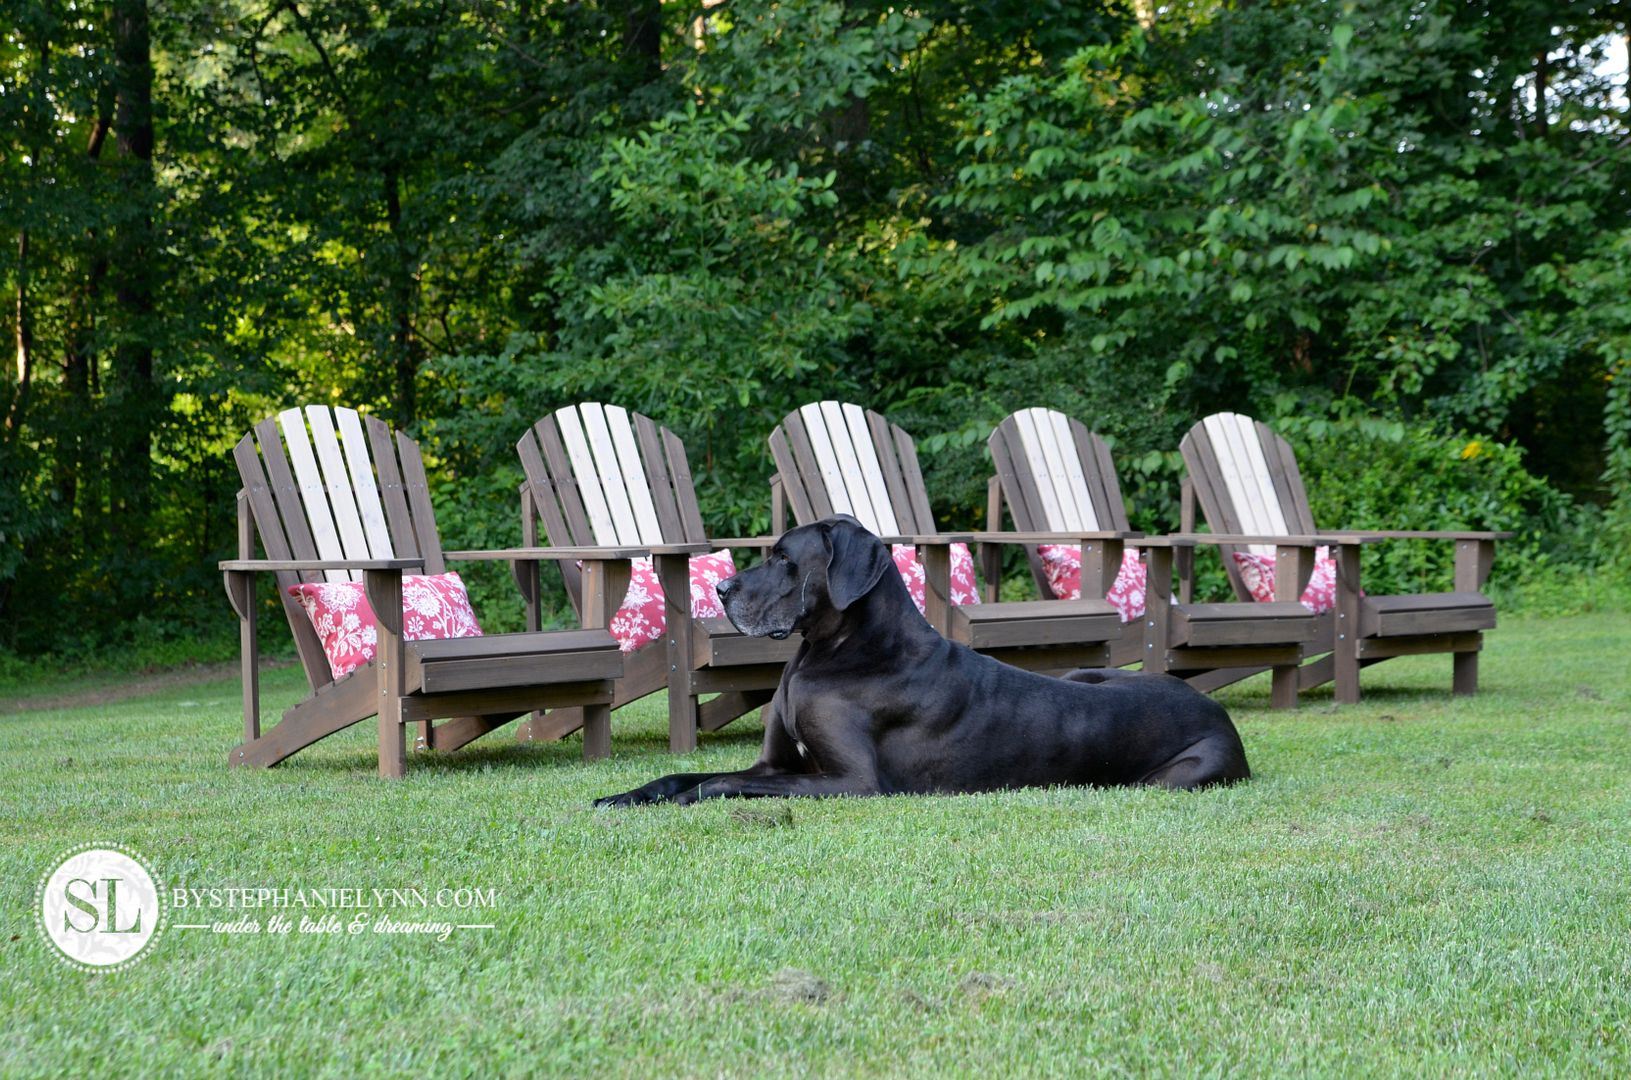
left=1230, top=547, right=1340, bottom=614
left=888, top=543, right=982, bottom=616
left=288, top=571, right=484, bottom=680
left=604, top=550, right=738, bottom=653
left=1036, top=545, right=1148, bottom=623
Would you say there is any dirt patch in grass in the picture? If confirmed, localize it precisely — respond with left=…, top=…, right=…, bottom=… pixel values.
left=0, top=660, right=291, bottom=715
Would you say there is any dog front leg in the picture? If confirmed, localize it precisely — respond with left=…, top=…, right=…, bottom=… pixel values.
left=593, top=763, right=792, bottom=808
left=667, top=772, right=883, bottom=804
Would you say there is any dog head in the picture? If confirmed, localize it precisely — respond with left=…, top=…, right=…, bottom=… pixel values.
left=716, top=515, right=894, bottom=640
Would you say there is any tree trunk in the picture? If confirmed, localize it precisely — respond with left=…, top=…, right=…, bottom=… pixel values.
left=622, top=0, right=662, bottom=80
left=109, top=0, right=158, bottom=539
left=383, top=165, right=419, bottom=427
left=9, top=231, right=30, bottom=437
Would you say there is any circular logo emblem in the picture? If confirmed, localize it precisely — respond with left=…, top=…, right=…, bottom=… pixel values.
left=37, top=845, right=165, bottom=971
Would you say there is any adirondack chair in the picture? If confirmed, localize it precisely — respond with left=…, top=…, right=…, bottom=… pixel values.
left=768, top=401, right=1125, bottom=672
left=515, top=403, right=797, bottom=753
left=223, top=405, right=637, bottom=778
left=1180, top=412, right=1509, bottom=703
left=988, top=407, right=1321, bottom=707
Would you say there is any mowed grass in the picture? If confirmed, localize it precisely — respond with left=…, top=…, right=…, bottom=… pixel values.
left=2, top=614, right=1629, bottom=1077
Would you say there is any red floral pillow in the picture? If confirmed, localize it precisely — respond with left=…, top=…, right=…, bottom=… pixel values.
left=1230, top=547, right=1340, bottom=614
left=889, top=542, right=982, bottom=616
left=288, top=571, right=483, bottom=680
left=1036, top=545, right=1147, bottom=623
left=603, top=550, right=738, bottom=653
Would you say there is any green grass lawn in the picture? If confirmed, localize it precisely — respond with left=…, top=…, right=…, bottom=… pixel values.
left=3, top=614, right=1630, bottom=1077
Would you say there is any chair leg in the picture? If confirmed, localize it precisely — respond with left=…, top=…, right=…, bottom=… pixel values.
left=378, top=709, right=407, bottom=779
left=1453, top=651, right=1478, bottom=696
left=1335, top=648, right=1361, bottom=705
left=668, top=674, right=699, bottom=754
left=1270, top=665, right=1298, bottom=709
left=581, top=703, right=611, bottom=761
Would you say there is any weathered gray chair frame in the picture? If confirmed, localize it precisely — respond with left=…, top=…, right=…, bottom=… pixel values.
left=222, top=406, right=633, bottom=778
left=988, top=407, right=1321, bottom=707
left=770, top=401, right=1126, bottom=673
left=515, top=403, right=797, bottom=754
left=1180, top=412, right=1509, bottom=703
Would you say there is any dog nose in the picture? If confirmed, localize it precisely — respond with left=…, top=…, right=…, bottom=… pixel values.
left=716, top=577, right=737, bottom=600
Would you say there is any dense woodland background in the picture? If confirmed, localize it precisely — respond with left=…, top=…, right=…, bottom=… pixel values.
left=3, top=0, right=1629, bottom=665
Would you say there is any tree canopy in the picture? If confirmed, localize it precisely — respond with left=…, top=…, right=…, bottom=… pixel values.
left=2, top=0, right=1628, bottom=655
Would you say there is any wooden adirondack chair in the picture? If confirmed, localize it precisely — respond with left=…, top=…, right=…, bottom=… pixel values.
left=769, top=401, right=1125, bottom=672
left=988, top=407, right=1321, bottom=707
left=515, top=403, right=796, bottom=753
left=223, top=405, right=637, bottom=778
left=1180, top=412, right=1509, bottom=703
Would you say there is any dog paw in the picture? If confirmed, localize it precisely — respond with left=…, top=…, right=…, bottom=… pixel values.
left=593, top=789, right=656, bottom=808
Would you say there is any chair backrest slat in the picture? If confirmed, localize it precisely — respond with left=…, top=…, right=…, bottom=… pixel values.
left=799, top=402, right=861, bottom=522
left=889, top=424, right=937, bottom=532
left=838, top=402, right=900, bottom=535
left=771, top=410, right=834, bottom=521
left=1202, top=413, right=1287, bottom=555
left=662, top=427, right=708, bottom=541
left=523, top=415, right=595, bottom=547
left=576, top=403, right=646, bottom=545
left=254, top=417, right=325, bottom=584
left=394, top=430, right=446, bottom=575
left=1043, top=409, right=1099, bottom=530
left=632, top=412, right=687, bottom=542
left=1255, top=418, right=1317, bottom=533
left=277, top=408, right=353, bottom=582
left=554, top=405, right=622, bottom=545
left=363, top=414, right=422, bottom=562
left=603, top=405, right=665, bottom=544
left=1181, top=412, right=1316, bottom=600
left=1075, top=422, right=1131, bottom=531
left=1012, top=408, right=1072, bottom=530
left=303, top=406, right=377, bottom=569
left=771, top=402, right=938, bottom=535
left=335, top=407, right=395, bottom=559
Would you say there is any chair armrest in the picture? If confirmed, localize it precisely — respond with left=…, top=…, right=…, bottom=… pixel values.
left=218, top=558, right=423, bottom=572
left=706, top=536, right=779, bottom=550
left=925, top=530, right=1140, bottom=546
left=446, top=545, right=671, bottom=562
left=1317, top=530, right=1513, bottom=543
left=1135, top=533, right=1322, bottom=548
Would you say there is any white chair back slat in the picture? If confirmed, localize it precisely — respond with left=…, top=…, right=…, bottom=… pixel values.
left=1012, top=407, right=1067, bottom=531
left=799, top=402, right=858, bottom=522
left=304, top=407, right=374, bottom=570
left=554, top=406, right=621, bottom=546
left=840, top=402, right=900, bottom=536
left=578, top=403, right=643, bottom=545
left=1204, top=412, right=1287, bottom=555
left=277, top=408, right=353, bottom=583
left=334, top=407, right=395, bottom=559
left=818, top=401, right=889, bottom=535
left=1031, top=407, right=1097, bottom=530
left=1045, top=408, right=1100, bottom=530
left=604, top=406, right=665, bottom=544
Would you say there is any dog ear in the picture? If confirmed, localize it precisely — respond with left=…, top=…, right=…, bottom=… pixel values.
left=823, top=516, right=891, bottom=612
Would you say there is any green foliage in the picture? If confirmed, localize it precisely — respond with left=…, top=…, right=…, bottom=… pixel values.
left=3, top=0, right=1630, bottom=658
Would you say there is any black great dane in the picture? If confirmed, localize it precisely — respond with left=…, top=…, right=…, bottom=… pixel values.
left=595, top=516, right=1249, bottom=806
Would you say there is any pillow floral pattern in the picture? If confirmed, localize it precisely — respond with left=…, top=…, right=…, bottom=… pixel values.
left=889, top=543, right=982, bottom=616
left=288, top=571, right=483, bottom=680
left=1036, top=545, right=1147, bottom=623
left=1231, top=548, right=1340, bottom=614
left=604, top=550, right=738, bottom=653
